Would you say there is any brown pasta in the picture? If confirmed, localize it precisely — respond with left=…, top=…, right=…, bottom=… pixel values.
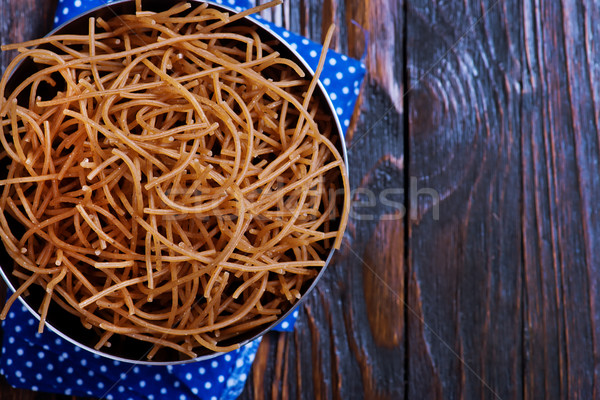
left=0, top=0, right=348, bottom=360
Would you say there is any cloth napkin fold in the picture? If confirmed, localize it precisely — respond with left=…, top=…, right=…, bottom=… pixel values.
left=1, top=1, right=366, bottom=399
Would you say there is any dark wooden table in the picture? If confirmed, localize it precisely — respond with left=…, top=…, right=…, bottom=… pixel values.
left=2, top=0, right=600, bottom=399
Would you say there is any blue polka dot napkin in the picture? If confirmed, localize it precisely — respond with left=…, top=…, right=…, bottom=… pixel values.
left=0, top=1, right=366, bottom=399
left=1, top=302, right=266, bottom=399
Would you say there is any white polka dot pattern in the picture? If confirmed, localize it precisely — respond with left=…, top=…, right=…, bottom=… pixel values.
left=1, top=1, right=365, bottom=399
left=2, top=301, right=263, bottom=399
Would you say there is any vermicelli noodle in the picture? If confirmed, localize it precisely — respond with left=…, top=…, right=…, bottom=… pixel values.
left=0, top=0, right=348, bottom=359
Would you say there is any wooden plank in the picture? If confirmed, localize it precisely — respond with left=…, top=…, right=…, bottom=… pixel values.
left=405, top=0, right=524, bottom=398
left=241, top=0, right=407, bottom=398
left=521, top=0, right=600, bottom=398
left=0, top=0, right=56, bottom=75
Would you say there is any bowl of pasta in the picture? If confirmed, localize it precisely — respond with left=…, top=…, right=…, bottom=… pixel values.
left=0, top=0, right=348, bottom=364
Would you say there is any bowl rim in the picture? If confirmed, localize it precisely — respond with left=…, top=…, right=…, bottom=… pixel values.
left=0, top=0, right=349, bottom=365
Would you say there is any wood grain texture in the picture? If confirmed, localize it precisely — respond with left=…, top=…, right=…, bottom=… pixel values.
left=406, top=1, right=523, bottom=399
left=520, top=0, right=600, bottom=398
left=0, top=0, right=57, bottom=75
left=2, top=0, right=600, bottom=399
